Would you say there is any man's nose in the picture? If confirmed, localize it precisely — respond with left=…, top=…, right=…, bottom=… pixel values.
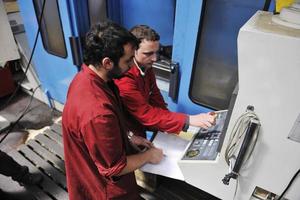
left=151, top=53, right=158, bottom=62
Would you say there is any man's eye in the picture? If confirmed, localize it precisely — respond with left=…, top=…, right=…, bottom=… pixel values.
left=143, top=52, right=154, bottom=56
left=143, top=51, right=159, bottom=57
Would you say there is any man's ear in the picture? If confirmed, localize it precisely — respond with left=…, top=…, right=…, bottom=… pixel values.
left=102, top=57, right=113, bottom=70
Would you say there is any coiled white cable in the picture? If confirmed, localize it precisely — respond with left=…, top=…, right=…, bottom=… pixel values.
left=225, top=109, right=260, bottom=167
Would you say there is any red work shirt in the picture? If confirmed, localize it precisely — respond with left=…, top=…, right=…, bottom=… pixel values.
left=114, top=63, right=187, bottom=138
left=62, top=64, right=139, bottom=200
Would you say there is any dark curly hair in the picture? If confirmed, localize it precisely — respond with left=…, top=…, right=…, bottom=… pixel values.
left=130, top=25, right=160, bottom=45
left=83, top=21, right=137, bottom=68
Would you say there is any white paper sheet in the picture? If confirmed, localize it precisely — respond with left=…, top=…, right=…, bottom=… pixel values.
left=140, top=132, right=190, bottom=180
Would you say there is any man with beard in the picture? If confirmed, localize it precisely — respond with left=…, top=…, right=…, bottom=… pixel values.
left=114, top=25, right=216, bottom=139
left=62, top=21, right=163, bottom=200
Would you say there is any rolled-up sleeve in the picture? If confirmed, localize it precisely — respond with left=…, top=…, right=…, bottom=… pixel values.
left=82, top=113, right=126, bottom=179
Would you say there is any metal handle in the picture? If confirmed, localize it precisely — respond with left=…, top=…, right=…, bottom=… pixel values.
left=168, top=62, right=179, bottom=101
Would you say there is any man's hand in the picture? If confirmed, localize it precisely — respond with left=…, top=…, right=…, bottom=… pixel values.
left=145, top=147, right=163, bottom=164
left=130, top=135, right=154, bottom=149
left=189, top=112, right=217, bottom=129
left=130, top=135, right=163, bottom=164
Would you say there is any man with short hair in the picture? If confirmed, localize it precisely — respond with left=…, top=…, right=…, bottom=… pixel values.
left=114, top=25, right=216, bottom=138
left=62, top=21, right=163, bottom=200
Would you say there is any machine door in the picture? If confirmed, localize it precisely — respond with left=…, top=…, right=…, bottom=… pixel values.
left=169, top=0, right=270, bottom=114
left=19, top=0, right=89, bottom=104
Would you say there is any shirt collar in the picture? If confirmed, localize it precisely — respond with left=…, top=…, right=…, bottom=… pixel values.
left=82, top=63, right=106, bottom=83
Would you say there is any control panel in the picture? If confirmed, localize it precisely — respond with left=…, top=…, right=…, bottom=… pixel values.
left=182, top=110, right=228, bottom=160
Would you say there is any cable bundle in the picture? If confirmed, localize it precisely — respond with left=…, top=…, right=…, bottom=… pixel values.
left=225, top=106, right=260, bottom=167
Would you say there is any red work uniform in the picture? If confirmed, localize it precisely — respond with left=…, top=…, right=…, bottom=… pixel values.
left=114, top=63, right=188, bottom=138
left=62, top=64, right=139, bottom=200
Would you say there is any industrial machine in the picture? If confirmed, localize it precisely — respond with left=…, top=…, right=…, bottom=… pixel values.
left=2, top=0, right=299, bottom=199
left=178, top=8, right=300, bottom=200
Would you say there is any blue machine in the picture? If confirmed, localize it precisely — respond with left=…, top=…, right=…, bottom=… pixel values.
left=20, top=1, right=70, bottom=104
left=19, top=0, right=271, bottom=112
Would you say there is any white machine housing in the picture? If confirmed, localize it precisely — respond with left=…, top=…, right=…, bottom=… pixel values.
left=178, top=11, right=300, bottom=200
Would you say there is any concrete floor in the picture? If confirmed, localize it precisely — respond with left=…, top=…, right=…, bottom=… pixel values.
left=0, top=91, right=60, bottom=151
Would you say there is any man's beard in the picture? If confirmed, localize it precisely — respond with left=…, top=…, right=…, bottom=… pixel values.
left=108, top=65, right=127, bottom=80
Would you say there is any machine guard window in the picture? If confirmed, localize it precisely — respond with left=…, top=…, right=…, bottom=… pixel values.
left=33, top=0, right=67, bottom=58
left=88, top=0, right=107, bottom=26
left=189, top=0, right=241, bottom=110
